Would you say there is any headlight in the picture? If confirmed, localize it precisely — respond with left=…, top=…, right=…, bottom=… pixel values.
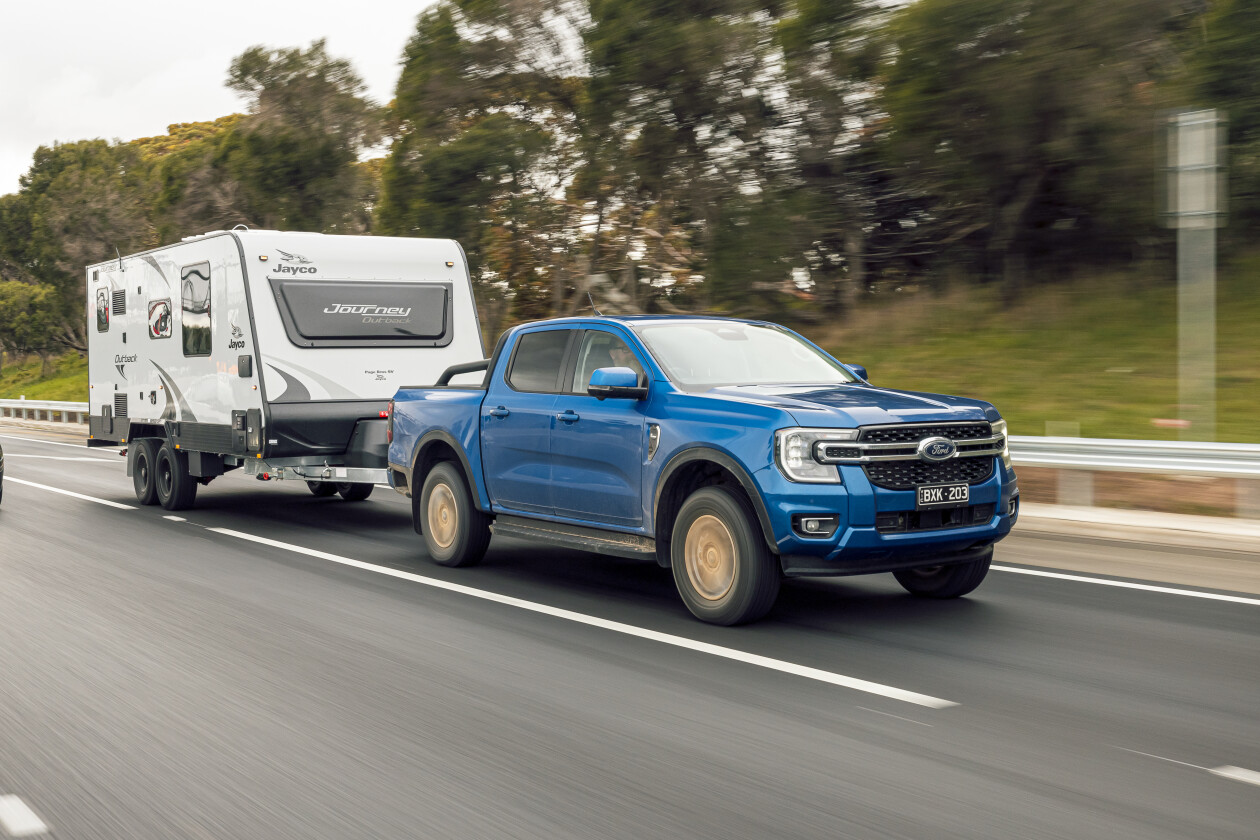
left=992, top=419, right=1012, bottom=471
left=775, top=428, right=857, bottom=483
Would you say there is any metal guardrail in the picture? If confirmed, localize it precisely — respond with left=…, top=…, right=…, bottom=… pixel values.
left=1010, top=435, right=1260, bottom=479
left=0, top=398, right=90, bottom=424
left=1, top=402, right=1258, bottom=474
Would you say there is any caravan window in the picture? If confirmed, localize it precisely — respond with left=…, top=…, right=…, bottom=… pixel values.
left=181, top=262, right=211, bottom=356
left=269, top=279, right=453, bottom=348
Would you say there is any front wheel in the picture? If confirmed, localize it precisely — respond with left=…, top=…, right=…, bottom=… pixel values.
left=418, top=462, right=491, bottom=567
left=155, top=443, right=197, bottom=511
left=893, top=548, right=993, bottom=599
left=336, top=482, right=374, bottom=501
left=671, top=486, right=779, bottom=625
left=307, top=481, right=339, bottom=497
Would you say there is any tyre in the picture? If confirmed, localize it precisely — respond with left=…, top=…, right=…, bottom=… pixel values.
left=307, top=481, right=339, bottom=497
left=670, top=486, right=780, bottom=625
left=155, top=443, right=197, bottom=511
left=336, top=482, right=374, bottom=501
left=418, top=461, right=491, bottom=567
left=893, top=547, right=993, bottom=599
left=132, top=439, right=160, bottom=506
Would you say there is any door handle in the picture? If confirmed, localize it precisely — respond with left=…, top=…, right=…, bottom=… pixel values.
left=556, top=411, right=580, bottom=423
left=489, top=406, right=511, bottom=418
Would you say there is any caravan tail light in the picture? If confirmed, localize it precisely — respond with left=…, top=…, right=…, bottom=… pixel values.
left=385, top=400, right=394, bottom=444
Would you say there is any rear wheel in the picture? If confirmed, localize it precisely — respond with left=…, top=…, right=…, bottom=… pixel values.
left=893, top=548, right=993, bottom=598
left=307, top=481, right=338, bottom=497
left=132, top=439, right=160, bottom=506
left=155, top=443, right=197, bottom=511
left=671, top=486, right=779, bottom=625
left=419, top=461, right=491, bottom=567
left=336, top=482, right=374, bottom=501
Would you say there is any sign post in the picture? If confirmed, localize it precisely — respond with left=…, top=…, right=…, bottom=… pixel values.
left=1166, top=109, right=1226, bottom=442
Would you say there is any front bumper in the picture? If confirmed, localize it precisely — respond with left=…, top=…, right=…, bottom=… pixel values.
left=757, top=458, right=1019, bottom=577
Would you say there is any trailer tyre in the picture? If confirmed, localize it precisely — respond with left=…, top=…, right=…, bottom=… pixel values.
left=671, top=486, right=779, bottom=625
left=336, top=482, right=374, bottom=501
left=132, top=439, right=160, bottom=506
left=307, top=481, right=339, bottom=497
left=893, top=548, right=993, bottom=599
left=419, top=461, right=490, bottom=567
left=155, top=443, right=197, bottom=511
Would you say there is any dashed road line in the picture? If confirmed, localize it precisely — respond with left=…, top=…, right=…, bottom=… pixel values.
left=994, top=565, right=1260, bottom=606
left=1115, top=747, right=1260, bottom=788
left=4, top=454, right=117, bottom=463
left=7, top=478, right=135, bottom=510
left=0, top=795, right=49, bottom=837
left=206, top=526, right=959, bottom=709
left=0, top=432, right=93, bottom=450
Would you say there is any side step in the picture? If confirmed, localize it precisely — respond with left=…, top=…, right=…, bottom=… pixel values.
left=491, top=515, right=656, bottom=560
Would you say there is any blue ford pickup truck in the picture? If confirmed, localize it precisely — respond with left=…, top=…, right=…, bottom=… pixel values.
left=387, top=316, right=1018, bottom=625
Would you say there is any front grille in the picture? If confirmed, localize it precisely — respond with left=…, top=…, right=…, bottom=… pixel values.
left=859, top=423, right=991, bottom=444
left=863, top=456, right=994, bottom=490
left=876, top=503, right=996, bottom=533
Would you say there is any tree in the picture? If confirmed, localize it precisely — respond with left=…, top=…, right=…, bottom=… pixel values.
left=157, top=40, right=383, bottom=237
left=0, top=140, right=155, bottom=350
left=882, top=0, right=1190, bottom=296
left=379, top=1, right=588, bottom=332
left=0, top=280, right=62, bottom=376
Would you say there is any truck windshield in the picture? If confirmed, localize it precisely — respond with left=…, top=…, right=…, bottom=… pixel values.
left=634, top=321, right=858, bottom=388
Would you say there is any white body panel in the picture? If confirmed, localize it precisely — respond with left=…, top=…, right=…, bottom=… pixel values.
left=87, top=230, right=482, bottom=441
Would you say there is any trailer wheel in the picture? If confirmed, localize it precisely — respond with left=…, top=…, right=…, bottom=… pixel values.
left=419, top=461, right=490, bottom=567
left=671, top=486, right=779, bottom=625
left=336, top=482, right=374, bottom=501
left=893, top=547, right=993, bottom=599
left=155, top=443, right=197, bottom=511
left=132, top=439, right=161, bottom=506
left=306, top=481, right=338, bottom=497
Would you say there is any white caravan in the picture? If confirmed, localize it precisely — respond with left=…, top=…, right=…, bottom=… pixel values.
left=87, top=229, right=483, bottom=510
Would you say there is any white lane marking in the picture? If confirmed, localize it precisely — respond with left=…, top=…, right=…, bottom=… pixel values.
left=0, top=795, right=49, bottom=836
left=1211, top=766, right=1260, bottom=787
left=856, top=706, right=932, bottom=726
left=1115, top=748, right=1260, bottom=788
left=1115, top=747, right=1210, bottom=770
left=163, top=516, right=187, bottom=522
left=0, top=432, right=91, bottom=450
left=993, top=565, right=1260, bottom=606
left=8, top=477, right=136, bottom=510
left=5, top=453, right=116, bottom=463
left=207, top=527, right=957, bottom=709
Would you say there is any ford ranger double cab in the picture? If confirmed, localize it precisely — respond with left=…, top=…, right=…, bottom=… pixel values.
left=387, top=316, right=1019, bottom=625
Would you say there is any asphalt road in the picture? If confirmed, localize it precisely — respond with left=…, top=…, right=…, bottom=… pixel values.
left=0, top=428, right=1256, bottom=839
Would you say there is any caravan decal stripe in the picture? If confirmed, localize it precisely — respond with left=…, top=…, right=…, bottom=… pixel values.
left=140, top=255, right=171, bottom=289
left=151, top=361, right=197, bottom=422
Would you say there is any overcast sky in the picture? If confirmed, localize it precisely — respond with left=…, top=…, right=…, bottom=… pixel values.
left=0, top=1, right=438, bottom=195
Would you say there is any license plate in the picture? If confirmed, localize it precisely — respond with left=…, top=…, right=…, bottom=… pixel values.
left=916, top=482, right=969, bottom=509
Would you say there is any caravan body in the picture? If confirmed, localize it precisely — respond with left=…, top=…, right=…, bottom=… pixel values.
left=87, top=230, right=482, bottom=506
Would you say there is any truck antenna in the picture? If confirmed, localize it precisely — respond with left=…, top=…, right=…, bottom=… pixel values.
left=587, top=291, right=602, bottom=316
left=115, top=246, right=123, bottom=271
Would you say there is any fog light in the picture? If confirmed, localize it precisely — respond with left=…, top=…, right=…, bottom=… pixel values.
left=792, top=514, right=839, bottom=538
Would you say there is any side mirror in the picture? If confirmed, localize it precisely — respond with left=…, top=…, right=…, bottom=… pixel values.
left=587, top=367, right=647, bottom=401
left=845, top=363, right=868, bottom=381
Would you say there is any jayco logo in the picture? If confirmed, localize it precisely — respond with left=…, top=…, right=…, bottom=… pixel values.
left=228, top=322, right=246, bottom=350
left=275, top=249, right=317, bottom=274
left=323, top=304, right=413, bottom=317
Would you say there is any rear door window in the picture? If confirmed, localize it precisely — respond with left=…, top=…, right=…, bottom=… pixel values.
left=507, top=330, right=573, bottom=393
